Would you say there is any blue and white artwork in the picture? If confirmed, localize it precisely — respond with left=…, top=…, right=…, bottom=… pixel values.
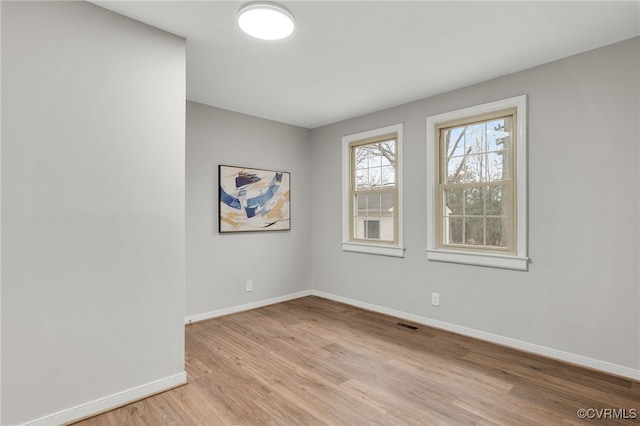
left=219, top=165, right=291, bottom=232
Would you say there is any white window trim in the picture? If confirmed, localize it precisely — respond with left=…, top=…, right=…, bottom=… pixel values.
left=425, top=96, right=529, bottom=270
left=342, top=123, right=405, bottom=258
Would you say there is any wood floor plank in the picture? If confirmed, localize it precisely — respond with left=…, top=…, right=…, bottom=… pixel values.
left=463, top=350, right=640, bottom=410
left=452, top=390, right=582, bottom=426
left=462, top=338, right=639, bottom=396
left=74, top=296, right=640, bottom=425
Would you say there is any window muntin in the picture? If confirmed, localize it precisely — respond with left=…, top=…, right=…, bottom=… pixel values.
left=437, top=111, right=516, bottom=253
left=350, top=136, right=397, bottom=244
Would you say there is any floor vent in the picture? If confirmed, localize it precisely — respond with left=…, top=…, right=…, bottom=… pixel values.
left=396, top=322, right=419, bottom=330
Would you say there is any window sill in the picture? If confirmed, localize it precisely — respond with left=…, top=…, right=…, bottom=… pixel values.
left=342, top=242, right=405, bottom=258
left=425, top=248, right=528, bottom=271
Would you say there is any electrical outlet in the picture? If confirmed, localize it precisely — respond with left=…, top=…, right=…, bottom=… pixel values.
left=246, top=280, right=253, bottom=292
left=431, top=292, right=440, bottom=307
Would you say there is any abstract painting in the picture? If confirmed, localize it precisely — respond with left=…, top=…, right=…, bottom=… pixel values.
left=219, top=165, right=291, bottom=233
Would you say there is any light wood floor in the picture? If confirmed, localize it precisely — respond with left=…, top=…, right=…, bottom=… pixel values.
left=74, top=296, right=640, bottom=425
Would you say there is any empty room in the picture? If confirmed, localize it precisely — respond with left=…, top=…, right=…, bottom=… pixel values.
left=1, top=1, right=639, bottom=425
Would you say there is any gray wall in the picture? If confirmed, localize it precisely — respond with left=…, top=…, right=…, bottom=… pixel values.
left=0, top=3, right=637, bottom=423
left=310, top=38, right=640, bottom=372
left=186, top=102, right=312, bottom=317
left=1, top=2, right=186, bottom=424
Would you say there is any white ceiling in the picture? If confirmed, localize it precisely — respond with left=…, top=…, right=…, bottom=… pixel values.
left=92, top=1, right=640, bottom=129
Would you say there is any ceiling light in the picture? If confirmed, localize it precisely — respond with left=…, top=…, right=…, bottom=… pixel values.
left=237, top=2, right=295, bottom=41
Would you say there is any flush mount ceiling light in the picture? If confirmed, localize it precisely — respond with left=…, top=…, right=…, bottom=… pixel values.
left=237, top=2, right=295, bottom=40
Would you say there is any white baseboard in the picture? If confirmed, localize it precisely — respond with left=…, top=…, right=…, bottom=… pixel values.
left=185, top=290, right=313, bottom=324
left=23, top=372, right=187, bottom=426
left=312, top=290, right=640, bottom=381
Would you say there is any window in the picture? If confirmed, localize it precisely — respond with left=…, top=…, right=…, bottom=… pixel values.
left=342, top=124, right=404, bottom=257
left=426, top=96, right=528, bottom=270
left=439, top=112, right=514, bottom=251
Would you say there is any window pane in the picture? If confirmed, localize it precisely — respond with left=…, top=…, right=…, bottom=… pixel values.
left=354, top=217, right=366, bottom=239
left=445, top=127, right=466, bottom=157
left=380, top=150, right=393, bottom=166
left=487, top=152, right=508, bottom=181
left=446, top=156, right=463, bottom=183
left=366, top=193, right=381, bottom=215
left=464, top=187, right=484, bottom=216
left=486, top=217, right=508, bottom=248
left=354, top=217, right=365, bottom=239
left=365, top=220, right=380, bottom=239
left=444, top=188, right=463, bottom=215
left=356, top=194, right=367, bottom=216
left=486, top=186, right=508, bottom=216
left=355, top=194, right=369, bottom=240
left=368, top=147, right=382, bottom=167
left=368, top=168, right=381, bottom=188
left=354, top=146, right=369, bottom=168
left=487, top=118, right=510, bottom=152
left=445, top=216, right=463, bottom=244
left=466, top=123, right=483, bottom=149
left=468, top=154, right=486, bottom=183
left=380, top=192, right=394, bottom=215
left=378, top=140, right=395, bottom=166
left=380, top=166, right=395, bottom=187
left=355, top=168, right=369, bottom=190
left=465, top=217, right=484, bottom=245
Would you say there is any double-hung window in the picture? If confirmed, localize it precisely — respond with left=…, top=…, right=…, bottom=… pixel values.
left=438, top=111, right=515, bottom=251
left=342, top=124, right=404, bottom=257
left=426, top=96, right=528, bottom=270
